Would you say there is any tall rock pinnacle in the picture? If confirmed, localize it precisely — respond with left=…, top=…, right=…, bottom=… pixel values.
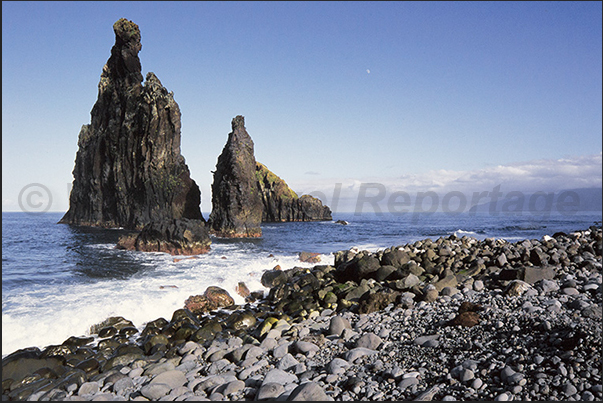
left=209, top=116, right=264, bottom=237
left=59, top=18, right=204, bottom=230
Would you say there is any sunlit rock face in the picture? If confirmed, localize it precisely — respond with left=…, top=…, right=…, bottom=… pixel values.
left=255, top=162, right=332, bottom=222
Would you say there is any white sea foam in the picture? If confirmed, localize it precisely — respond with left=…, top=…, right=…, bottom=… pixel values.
left=454, top=229, right=479, bottom=235
left=1, top=245, right=333, bottom=357
left=6, top=211, right=597, bottom=358
left=349, top=243, right=383, bottom=252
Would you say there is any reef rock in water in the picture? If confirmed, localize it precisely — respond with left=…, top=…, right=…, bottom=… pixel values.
left=209, top=116, right=264, bottom=238
left=115, top=218, right=210, bottom=255
left=59, top=18, right=204, bottom=231
left=255, top=162, right=332, bottom=222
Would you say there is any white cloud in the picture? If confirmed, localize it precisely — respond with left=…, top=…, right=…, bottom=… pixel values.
left=289, top=153, right=602, bottom=212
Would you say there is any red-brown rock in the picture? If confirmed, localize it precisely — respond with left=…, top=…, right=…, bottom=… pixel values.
left=449, top=311, right=480, bottom=327
left=184, top=286, right=235, bottom=315
left=235, top=282, right=251, bottom=299
left=299, top=252, right=321, bottom=264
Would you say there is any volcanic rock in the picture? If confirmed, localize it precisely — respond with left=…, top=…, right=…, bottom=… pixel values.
left=60, top=18, right=204, bottom=230
left=115, top=218, right=210, bottom=255
left=255, top=162, right=332, bottom=222
left=184, top=286, right=235, bottom=315
left=449, top=311, right=481, bottom=328
left=299, top=251, right=321, bottom=263
left=209, top=116, right=263, bottom=238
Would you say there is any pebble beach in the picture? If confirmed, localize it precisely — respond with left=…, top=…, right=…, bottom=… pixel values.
left=2, top=225, right=601, bottom=401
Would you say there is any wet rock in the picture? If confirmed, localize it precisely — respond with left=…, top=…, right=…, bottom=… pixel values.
left=299, top=251, right=321, bottom=263
left=117, top=218, right=210, bottom=255
left=90, top=317, right=136, bottom=335
left=262, top=269, right=290, bottom=288
left=143, top=334, right=170, bottom=355
left=184, top=286, right=234, bottom=314
left=62, top=336, right=94, bottom=349
left=75, top=357, right=100, bottom=375
left=98, top=326, right=118, bottom=338
left=2, top=349, right=65, bottom=386
left=235, top=282, right=251, bottom=299
left=226, top=310, right=257, bottom=330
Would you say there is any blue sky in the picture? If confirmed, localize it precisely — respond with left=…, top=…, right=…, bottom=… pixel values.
left=2, top=1, right=602, bottom=213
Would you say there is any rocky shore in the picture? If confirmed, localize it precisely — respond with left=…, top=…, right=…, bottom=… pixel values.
left=3, top=225, right=601, bottom=401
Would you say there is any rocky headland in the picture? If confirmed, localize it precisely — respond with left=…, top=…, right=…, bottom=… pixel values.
left=58, top=18, right=209, bottom=252
left=255, top=163, right=332, bottom=223
left=3, top=226, right=601, bottom=401
left=209, top=116, right=332, bottom=238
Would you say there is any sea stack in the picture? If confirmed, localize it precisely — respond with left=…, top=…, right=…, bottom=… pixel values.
left=255, top=162, right=332, bottom=222
left=209, top=116, right=263, bottom=238
left=59, top=18, right=204, bottom=230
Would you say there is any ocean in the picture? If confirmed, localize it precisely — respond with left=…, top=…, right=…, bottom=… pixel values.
left=2, top=211, right=601, bottom=358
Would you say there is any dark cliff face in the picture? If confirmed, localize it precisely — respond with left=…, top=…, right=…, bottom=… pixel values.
left=208, top=116, right=263, bottom=237
left=59, top=19, right=203, bottom=230
left=255, top=162, right=333, bottom=222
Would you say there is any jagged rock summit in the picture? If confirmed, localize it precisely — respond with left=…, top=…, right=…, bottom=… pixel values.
left=59, top=18, right=205, bottom=232
left=209, top=116, right=332, bottom=238
left=209, top=116, right=264, bottom=238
